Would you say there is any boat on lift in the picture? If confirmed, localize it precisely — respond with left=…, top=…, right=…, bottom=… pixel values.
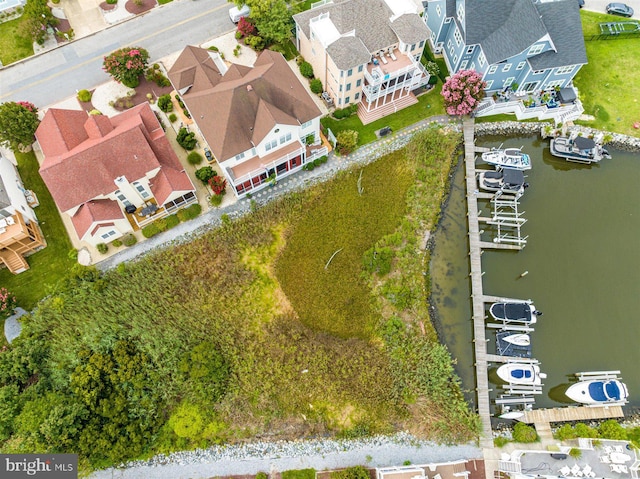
left=550, top=136, right=611, bottom=164
left=566, top=371, right=629, bottom=405
left=490, top=302, right=542, bottom=324
left=481, top=146, right=532, bottom=170
left=478, top=168, right=528, bottom=196
left=497, top=362, right=546, bottom=386
left=502, top=333, right=531, bottom=347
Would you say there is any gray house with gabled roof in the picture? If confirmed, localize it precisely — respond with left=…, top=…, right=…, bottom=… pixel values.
left=424, top=0, right=587, bottom=120
left=293, top=0, right=432, bottom=124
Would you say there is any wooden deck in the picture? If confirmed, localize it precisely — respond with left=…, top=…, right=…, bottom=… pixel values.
left=463, top=118, right=493, bottom=447
left=521, top=405, right=624, bottom=424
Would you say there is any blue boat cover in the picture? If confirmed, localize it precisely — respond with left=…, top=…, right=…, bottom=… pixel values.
left=606, top=381, right=621, bottom=400
left=588, top=382, right=607, bottom=401
left=511, top=369, right=532, bottom=379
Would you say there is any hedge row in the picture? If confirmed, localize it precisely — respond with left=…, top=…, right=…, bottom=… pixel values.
left=141, top=204, right=202, bottom=239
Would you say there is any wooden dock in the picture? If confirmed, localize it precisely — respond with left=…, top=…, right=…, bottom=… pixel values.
left=463, top=118, right=493, bottom=447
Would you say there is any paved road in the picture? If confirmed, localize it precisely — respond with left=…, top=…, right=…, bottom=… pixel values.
left=0, top=0, right=233, bottom=106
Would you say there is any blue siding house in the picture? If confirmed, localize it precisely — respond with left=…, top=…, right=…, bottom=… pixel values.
left=424, top=0, right=588, bottom=120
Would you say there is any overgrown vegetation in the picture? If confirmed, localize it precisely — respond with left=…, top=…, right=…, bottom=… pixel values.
left=0, top=128, right=476, bottom=469
left=555, top=420, right=640, bottom=447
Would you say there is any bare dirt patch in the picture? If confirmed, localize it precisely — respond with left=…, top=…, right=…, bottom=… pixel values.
left=125, top=0, right=156, bottom=15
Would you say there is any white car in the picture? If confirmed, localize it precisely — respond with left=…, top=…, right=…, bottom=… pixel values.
left=229, top=4, right=250, bottom=23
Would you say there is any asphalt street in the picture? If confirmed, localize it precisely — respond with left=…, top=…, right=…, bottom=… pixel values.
left=0, top=0, right=233, bottom=106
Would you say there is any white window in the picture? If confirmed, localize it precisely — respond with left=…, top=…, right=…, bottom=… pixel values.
left=470, top=62, right=476, bottom=70
left=355, top=92, right=360, bottom=100
left=485, top=80, right=493, bottom=90
left=235, top=152, right=245, bottom=161
left=132, top=181, right=150, bottom=199
left=358, top=64, right=363, bottom=72
left=356, top=78, right=361, bottom=87
left=447, top=39, right=452, bottom=49
left=345, top=96, right=350, bottom=104
left=436, top=5, right=441, bottom=16
left=546, top=79, right=564, bottom=88
left=453, top=55, right=458, bottom=64
left=265, top=139, right=278, bottom=151
left=454, top=29, right=462, bottom=46
left=488, top=65, right=497, bottom=75
left=101, top=230, right=117, bottom=240
left=555, top=65, right=575, bottom=75
left=431, top=31, right=436, bottom=42
left=449, top=45, right=455, bottom=56
left=533, top=69, right=545, bottom=75
left=478, top=52, right=486, bottom=67
left=419, top=40, right=424, bottom=48
left=516, top=61, right=526, bottom=70
left=457, top=4, right=464, bottom=23
left=528, top=44, right=544, bottom=55
left=115, top=190, right=131, bottom=207
left=504, top=77, right=515, bottom=87
left=347, top=68, right=353, bottom=76
left=346, top=83, right=351, bottom=91
left=466, top=46, right=474, bottom=54
left=301, top=120, right=312, bottom=129
left=460, top=60, right=468, bottom=69
left=502, top=63, right=512, bottom=72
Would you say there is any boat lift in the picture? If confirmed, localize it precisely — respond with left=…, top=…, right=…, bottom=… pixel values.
left=575, top=370, right=622, bottom=381
left=479, top=190, right=528, bottom=247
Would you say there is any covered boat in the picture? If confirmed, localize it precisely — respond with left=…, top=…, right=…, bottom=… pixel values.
left=481, top=147, right=531, bottom=170
left=550, top=136, right=611, bottom=164
left=502, top=333, right=530, bottom=346
left=497, top=363, right=545, bottom=385
left=478, top=168, right=527, bottom=196
left=566, top=379, right=628, bottom=405
left=490, top=302, right=541, bottom=324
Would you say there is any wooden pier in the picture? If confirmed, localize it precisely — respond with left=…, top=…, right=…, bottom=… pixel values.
left=463, top=118, right=493, bottom=447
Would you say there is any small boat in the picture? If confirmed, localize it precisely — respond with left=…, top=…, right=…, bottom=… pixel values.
left=550, top=136, right=612, bottom=164
left=502, top=333, right=530, bottom=346
left=490, top=302, right=541, bottom=324
left=566, top=379, right=629, bottom=405
left=481, top=147, right=532, bottom=170
left=478, top=168, right=528, bottom=196
left=497, top=363, right=546, bottom=385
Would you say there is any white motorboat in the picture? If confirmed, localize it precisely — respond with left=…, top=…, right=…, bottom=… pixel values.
left=478, top=168, right=528, bottom=196
left=502, top=333, right=530, bottom=346
left=566, top=377, right=629, bottom=405
left=481, top=147, right=531, bottom=170
left=497, top=363, right=546, bottom=386
left=490, top=302, right=541, bottom=324
left=550, top=136, right=611, bottom=164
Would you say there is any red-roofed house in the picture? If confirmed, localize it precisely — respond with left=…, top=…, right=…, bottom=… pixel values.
left=35, top=104, right=197, bottom=247
left=168, top=47, right=327, bottom=198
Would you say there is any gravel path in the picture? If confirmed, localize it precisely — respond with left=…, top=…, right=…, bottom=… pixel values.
left=90, top=433, right=482, bottom=479
left=96, top=114, right=454, bottom=271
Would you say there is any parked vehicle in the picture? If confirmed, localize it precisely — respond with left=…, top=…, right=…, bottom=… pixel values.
left=606, top=3, right=634, bottom=17
left=229, top=4, right=250, bottom=23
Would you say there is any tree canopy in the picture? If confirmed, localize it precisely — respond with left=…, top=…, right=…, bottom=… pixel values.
left=441, top=69, right=486, bottom=116
left=102, top=47, right=150, bottom=88
left=236, top=0, right=292, bottom=44
left=0, top=102, right=40, bottom=152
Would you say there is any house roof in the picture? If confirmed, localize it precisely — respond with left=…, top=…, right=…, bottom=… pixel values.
left=293, top=0, right=427, bottom=69
left=71, top=199, right=124, bottom=239
left=167, top=47, right=321, bottom=162
left=326, top=36, right=371, bottom=71
left=36, top=103, right=193, bottom=212
left=528, top=0, right=587, bottom=70
left=150, top=167, right=194, bottom=205
left=466, top=0, right=548, bottom=65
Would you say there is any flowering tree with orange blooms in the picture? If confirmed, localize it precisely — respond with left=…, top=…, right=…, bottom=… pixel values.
left=103, top=47, right=150, bottom=88
left=441, top=69, right=487, bottom=117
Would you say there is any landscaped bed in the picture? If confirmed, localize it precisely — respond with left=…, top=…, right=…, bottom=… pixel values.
left=0, top=128, right=478, bottom=470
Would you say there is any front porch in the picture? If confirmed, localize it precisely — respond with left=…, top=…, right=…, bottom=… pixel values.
left=475, top=85, right=583, bottom=123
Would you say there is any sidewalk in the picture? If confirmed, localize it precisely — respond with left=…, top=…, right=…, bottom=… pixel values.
left=96, top=114, right=456, bottom=271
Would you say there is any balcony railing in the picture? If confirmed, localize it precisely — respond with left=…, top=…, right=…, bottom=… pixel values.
left=230, top=145, right=306, bottom=187
left=364, top=61, right=428, bottom=86
left=362, top=62, right=429, bottom=101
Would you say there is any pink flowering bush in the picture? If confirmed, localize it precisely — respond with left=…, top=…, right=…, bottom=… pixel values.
left=441, top=69, right=487, bottom=117
left=0, top=288, right=16, bottom=319
left=16, top=101, right=37, bottom=113
left=103, top=47, right=150, bottom=88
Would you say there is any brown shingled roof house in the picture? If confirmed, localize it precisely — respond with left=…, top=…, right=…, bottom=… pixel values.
left=168, top=46, right=325, bottom=197
left=35, top=103, right=197, bottom=247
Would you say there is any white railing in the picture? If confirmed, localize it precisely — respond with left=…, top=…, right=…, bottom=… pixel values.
left=475, top=96, right=583, bottom=122
left=363, top=64, right=428, bottom=101
left=231, top=145, right=305, bottom=187
left=364, top=60, right=428, bottom=86
left=307, top=145, right=328, bottom=161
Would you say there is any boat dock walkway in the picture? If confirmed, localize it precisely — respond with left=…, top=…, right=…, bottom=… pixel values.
left=463, top=118, right=493, bottom=447
left=520, top=406, right=624, bottom=442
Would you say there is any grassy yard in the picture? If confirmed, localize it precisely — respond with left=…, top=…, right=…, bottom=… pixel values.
left=0, top=16, right=34, bottom=65
left=321, top=83, right=446, bottom=145
left=0, top=151, right=75, bottom=309
left=573, top=11, right=640, bottom=136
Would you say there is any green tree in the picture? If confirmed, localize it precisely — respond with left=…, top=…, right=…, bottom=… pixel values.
left=179, top=341, right=230, bottom=402
left=176, top=127, right=197, bottom=150
left=336, top=129, right=358, bottom=155
left=0, top=102, right=40, bottom=151
left=598, top=419, right=627, bottom=440
left=331, top=466, right=371, bottom=479
left=21, top=0, right=58, bottom=45
left=157, top=94, right=173, bottom=112
left=195, top=166, right=217, bottom=184
left=0, top=385, right=22, bottom=441
left=238, top=0, right=292, bottom=44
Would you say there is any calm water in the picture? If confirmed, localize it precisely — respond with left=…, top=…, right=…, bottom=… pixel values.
left=430, top=135, right=640, bottom=410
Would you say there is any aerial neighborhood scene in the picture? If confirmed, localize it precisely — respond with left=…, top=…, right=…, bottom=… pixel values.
left=0, top=0, right=639, bottom=478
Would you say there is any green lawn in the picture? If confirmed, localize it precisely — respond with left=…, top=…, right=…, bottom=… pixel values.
left=321, top=82, right=446, bottom=145
left=0, top=151, right=75, bottom=309
left=573, top=11, right=640, bottom=136
left=0, top=16, right=34, bottom=65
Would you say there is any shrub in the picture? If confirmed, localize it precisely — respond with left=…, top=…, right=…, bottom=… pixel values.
left=123, top=234, right=137, bottom=247
left=177, top=203, right=201, bottom=222
left=512, top=422, right=538, bottom=443
left=598, top=419, right=627, bottom=440
left=209, top=194, right=223, bottom=207
left=157, top=94, right=173, bottom=113
left=569, top=448, right=582, bottom=459
left=330, top=466, right=369, bottom=479
left=208, top=175, right=227, bottom=195
left=96, top=243, right=108, bottom=254
left=235, top=31, right=243, bottom=40
left=77, top=89, right=92, bottom=102
left=182, top=108, right=191, bottom=119
left=168, top=113, right=177, bottom=122
left=103, top=47, right=149, bottom=88
left=154, top=218, right=168, bottom=232
left=208, top=45, right=219, bottom=52
left=176, top=127, right=197, bottom=150
left=111, top=239, right=123, bottom=247
left=302, top=162, right=315, bottom=171
left=244, top=35, right=265, bottom=51
left=0, top=288, right=17, bottom=319
left=317, top=155, right=328, bottom=164
left=187, top=151, right=203, bottom=165
left=141, top=223, right=160, bottom=238
left=299, top=61, right=314, bottom=79
left=68, top=249, right=78, bottom=260
left=310, top=78, right=323, bottom=94
left=106, top=0, right=117, bottom=3
left=494, top=436, right=509, bottom=447
left=237, top=16, right=256, bottom=37
left=256, top=473, right=268, bottom=479
left=165, top=214, right=180, bottom=229
left=336, top=129, right=358, bottom=155
left=195, top=166, right=216, bottom=184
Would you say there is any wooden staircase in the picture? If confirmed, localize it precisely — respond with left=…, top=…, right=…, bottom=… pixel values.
left=0, top=249, right=29, bottom=274
left=357, top=93, right=418, bottom=125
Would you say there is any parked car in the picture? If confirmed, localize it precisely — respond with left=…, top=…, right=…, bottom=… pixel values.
left=229, top=4, right=250, bottom=23
left=204, top=147, right=213, bottom=162
left=605, top=3, right=634, bottom=17
left=578, top=0, right=584, bottom=8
